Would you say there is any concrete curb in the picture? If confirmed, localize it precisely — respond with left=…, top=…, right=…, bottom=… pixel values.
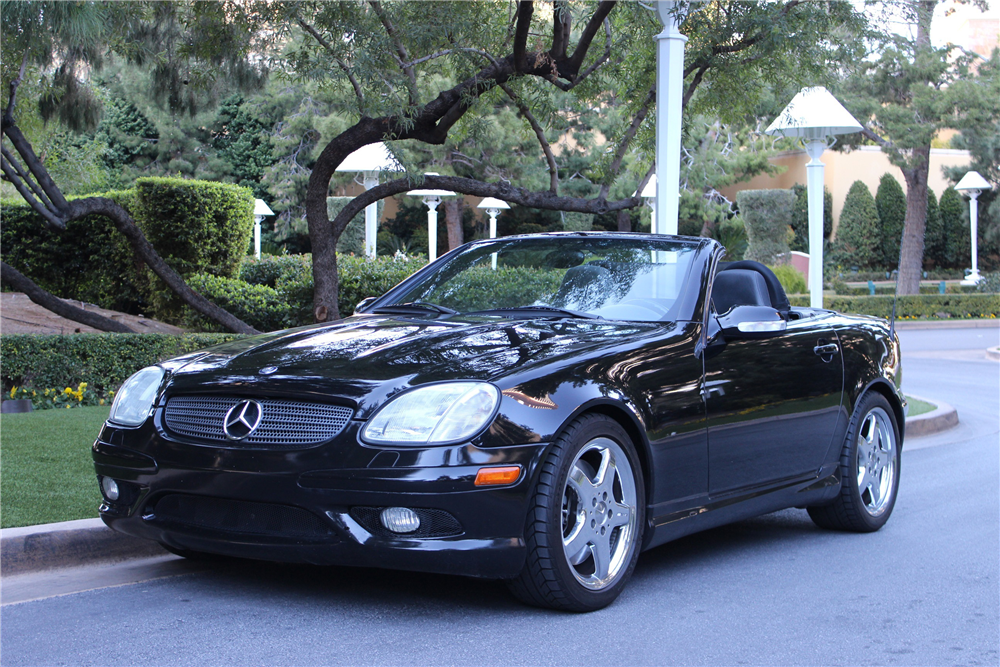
left=894, top=320, right=999, bottom=330
left=0, top=396, right=963, bottom=578
left=905, top=395, right=959, bottom=438
left=987, top=346, right=999, bottom=361
left=1, top=517, right=166, bottom=577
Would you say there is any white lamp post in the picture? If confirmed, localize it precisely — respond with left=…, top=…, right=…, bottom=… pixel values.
left=335, top=142, right=402, bottom=259
left=634, top=174, right=658, bottom=234
left=654, top=2, right=686, bottom=236
left=477, top=197, right=510, bottom=270
left=407, top=174, right=456, bottom=262
left=252, top=199, right=273, bottom=259
left=955, top=170, right=991, bottom=286
left=766, top=86, right=862, bottom=309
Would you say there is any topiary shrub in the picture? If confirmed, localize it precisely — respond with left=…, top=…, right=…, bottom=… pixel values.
left=833, top=180, right=881, bottom=270
left=769, top=264, right=807, bottom=295
left=940, top=186, right=969, bottom=269
left=786, top=293, right=1000, bottom=319
left=876, top=174, right=906, bottom=268
left=185, top=274, right=290, bottom=332
left=924, top=189, right=944, bottom=270
left=736, top=189, right=795, bottom=265
left=0, top=192, right=144, bottom=313
left=131, top=177, right=254, bottom=320
left=790, top=183, right=833, bottom=252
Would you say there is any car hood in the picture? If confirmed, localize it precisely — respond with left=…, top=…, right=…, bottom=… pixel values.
left=164, top=314, right=669, bottom=416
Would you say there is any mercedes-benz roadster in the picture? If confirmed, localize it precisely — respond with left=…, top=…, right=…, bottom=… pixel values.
left=94, top=232, right=904, bottom=611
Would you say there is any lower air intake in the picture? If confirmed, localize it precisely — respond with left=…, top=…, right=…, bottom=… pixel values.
left=150, top=494, right=333, bottom=541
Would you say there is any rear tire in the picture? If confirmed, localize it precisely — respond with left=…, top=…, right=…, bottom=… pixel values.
left=808, top=392, right=900, bottom=532
left=507, top=414, right=645, bottom=612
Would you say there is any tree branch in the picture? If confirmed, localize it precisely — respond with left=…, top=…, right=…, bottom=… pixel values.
left=0, top=154, right=65, bottom=230
left=600, top=86, right=655, bottom=199
left=513, top=1, right=534, bottom=72
left=296, top=18, right=365, bottom=108
left=565, top=1, right=616, bottom=76
left=682, top=66, right=708, bottom=109
left=551, top=0, right=571, bottom=59
left=1, top=145, right=56, bottom=213
left=861, top=126, right=893, bottom=150
left=369, top=0, right=418, bottom=105
left=1, top=262, right=137, bottom=333
left=500, top=82, right=559, bottom=193
left=573, top=18, right=613, bottom=84
left=2, top=51, right=28, bottom=127
left=2, top=125, right=71, bottom=214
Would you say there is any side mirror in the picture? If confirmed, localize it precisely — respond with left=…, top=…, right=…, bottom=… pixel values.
left=354, top=296, right=378, bottom=315
left=717, top=305, right=787, bottom=338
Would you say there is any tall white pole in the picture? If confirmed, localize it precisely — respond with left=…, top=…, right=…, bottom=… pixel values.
left=425, top=197, right=440, bottom=262
left=965, top=192, right=981, bottom=284
left=804, top=139, right=826, bottom=309
left=655, top=2, right=687, bottom=236
left=488, top=208, right=500, bottom=270
left=363, top=172, right=379, bottom=259
left=253, top=216, right=262, bottom=259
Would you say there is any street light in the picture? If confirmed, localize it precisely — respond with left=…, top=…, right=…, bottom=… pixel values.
left=252, top=199, right=273, bottom=259
left=955, top=170, right=991, bottom=285
left=766, top=86, right=862, bottom=309
left=654, top=2, right=687, bottom=236
left=633, top=174, right=658, bottom=234
left=477, top=197, right=510, bottom=270
left=407, top=174, right=456, bottom=262
left=335, top=142, right=402, bottom=259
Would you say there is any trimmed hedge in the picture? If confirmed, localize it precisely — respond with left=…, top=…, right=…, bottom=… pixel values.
left=788, top=294, right=1000, bottom=319
left=737, top=189, right=794, bottom=265
left=1, top=334, right=243, bottom=397
left=770, top=264, right=807, bottom=295
left=0, top=193, right=141, bottom=312
left=186, top=273, right=289, bottom=332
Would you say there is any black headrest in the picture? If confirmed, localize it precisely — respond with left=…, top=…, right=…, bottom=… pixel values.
left=712, top=269, right=771, bottom=314
left=718, top=260, right=790, bottom=312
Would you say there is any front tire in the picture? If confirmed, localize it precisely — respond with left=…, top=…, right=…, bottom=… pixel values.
left=808, top=392, right=900, bottom=532
left=507, top=414, right=645, bottom=612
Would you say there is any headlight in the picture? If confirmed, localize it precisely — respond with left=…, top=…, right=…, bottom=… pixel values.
left=362, top=382, right=500, bottom=445
left=108, top=366, right=165, bottom=427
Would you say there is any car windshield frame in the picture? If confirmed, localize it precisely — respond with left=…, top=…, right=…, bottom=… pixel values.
left=368, top=234, right=711, bottom=323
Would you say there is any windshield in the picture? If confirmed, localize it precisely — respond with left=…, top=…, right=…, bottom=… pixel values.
left=387, top=236, right=700, bottom=322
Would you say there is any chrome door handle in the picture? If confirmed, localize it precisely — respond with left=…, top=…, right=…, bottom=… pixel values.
left=813, top=343, right=839, bottom=356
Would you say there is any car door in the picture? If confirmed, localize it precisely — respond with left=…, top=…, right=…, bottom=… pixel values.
left=703, top=315, right=844, bottom=495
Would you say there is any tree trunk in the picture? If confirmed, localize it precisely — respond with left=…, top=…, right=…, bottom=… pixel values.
left=0, top=262, right=137, bottom=333
left=617, top=209, right=631, bottom=232
left=898, top=149, right=930, bottom=295
left=445, top=198, right=464, bottom=250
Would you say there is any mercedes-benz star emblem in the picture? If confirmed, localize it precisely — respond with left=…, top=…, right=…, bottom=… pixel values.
left=223, top=400, right=264, bottom=441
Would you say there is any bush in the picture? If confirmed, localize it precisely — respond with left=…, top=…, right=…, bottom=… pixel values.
left=977, top=272, right=1000, bottom=294
left=787, top=293, right=1000, bottom=319
left=186, top=274, right=290, bottom=332
left=790, top=184, right=833, bottom=252
left=0, top=192, right=143, bottom=313
left=876, top=174, right=907, bottom=268
left=940, top=186, right=969, bottom=269
left=833, top=180, right=881, bottom=270
left=1, top=333, right=243, bottom=397
left=924, top=189, right=945, bottom=269
left=736, top=189, right=795, bottom=265
left=769, top=264, right=807, bottom=295
left=239, top=254, right=312, bottom=288
left=132, top=177, right=254, bottom=320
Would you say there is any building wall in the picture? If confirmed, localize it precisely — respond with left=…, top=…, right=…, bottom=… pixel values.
left=717, top=146, right=972, bottom=238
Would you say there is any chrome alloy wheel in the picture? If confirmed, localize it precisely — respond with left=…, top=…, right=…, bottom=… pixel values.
left=855, top=406, right=897, bottom=516
left=560, top=437, right=638, bottom=590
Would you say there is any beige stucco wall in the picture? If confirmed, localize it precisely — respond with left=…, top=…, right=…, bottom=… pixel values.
left=717, top=146, right=972, bottom=237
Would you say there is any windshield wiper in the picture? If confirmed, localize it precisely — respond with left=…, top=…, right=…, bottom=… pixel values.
left=370, top=301, right=458, bottom=316
left=470, top=306, right=602, bottom=320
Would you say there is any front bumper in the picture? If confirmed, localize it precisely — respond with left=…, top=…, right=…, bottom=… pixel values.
left=93, top=419, right=549, bottom=579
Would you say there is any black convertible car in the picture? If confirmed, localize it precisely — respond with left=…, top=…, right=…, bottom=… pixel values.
left=94, top=232, right=904, bottom=611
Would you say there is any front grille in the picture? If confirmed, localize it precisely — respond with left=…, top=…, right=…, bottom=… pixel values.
left=163, top=396, right=353, bottom=448
left=350, top=506, right=463, bottom=539
left=150, top=494, right=333, bottom=540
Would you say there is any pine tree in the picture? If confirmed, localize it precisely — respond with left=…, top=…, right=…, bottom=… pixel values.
left=875, top=174, right=906, bottom=268
left=923, top=189, right=944, bottom=270
left=940, top=187, right=969, bottom=270
left=834, top=180, right=881, bottom=269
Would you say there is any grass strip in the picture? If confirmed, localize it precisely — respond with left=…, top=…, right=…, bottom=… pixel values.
left=905, top=395, right=936, bottom=418
left=1, top=406, right=108, bottom=528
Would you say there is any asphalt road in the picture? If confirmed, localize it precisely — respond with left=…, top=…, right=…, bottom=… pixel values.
left=2, top=326, right=997, bottom=666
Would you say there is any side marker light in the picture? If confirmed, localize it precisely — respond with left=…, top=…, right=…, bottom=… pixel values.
left=474, top=466, right=522, bottom=487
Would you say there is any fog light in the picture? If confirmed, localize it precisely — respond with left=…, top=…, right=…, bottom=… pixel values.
left=101, top=476, right=120, bottom=502
left=380, top=507, right=421, bottom=533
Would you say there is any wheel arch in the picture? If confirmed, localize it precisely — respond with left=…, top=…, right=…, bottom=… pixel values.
left=857, top=379, right=906, bottom=446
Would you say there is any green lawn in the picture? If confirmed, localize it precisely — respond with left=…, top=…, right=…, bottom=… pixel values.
left=905, top=395, right=936, bottom=417
left=1, top=406, right=109, bottom=528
